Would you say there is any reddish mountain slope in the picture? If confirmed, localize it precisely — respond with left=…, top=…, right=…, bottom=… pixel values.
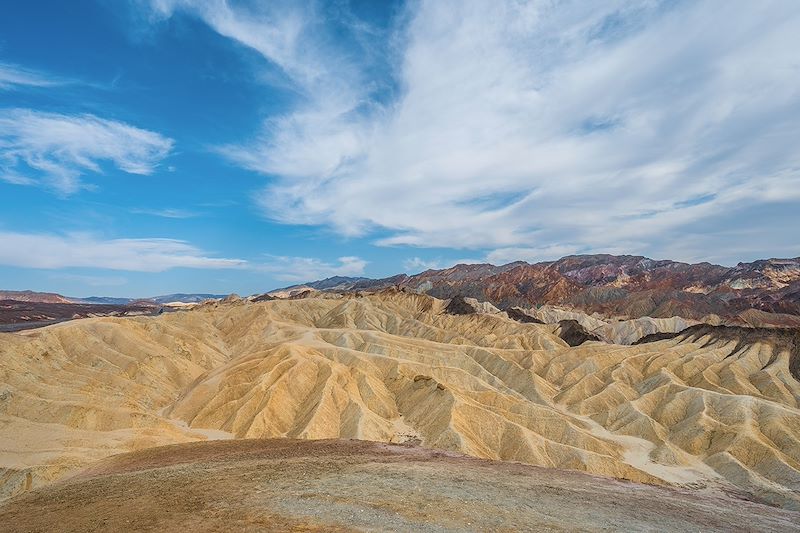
left=0, top=291, right=73, bottom=304
left=281, top=255, right=800, bottom=321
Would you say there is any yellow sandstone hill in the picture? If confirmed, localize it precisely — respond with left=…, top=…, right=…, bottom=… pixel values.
left=1, top=290, right=798, bottom=510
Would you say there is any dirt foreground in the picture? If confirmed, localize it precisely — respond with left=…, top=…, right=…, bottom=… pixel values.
left=0, top=438, right=797, bottom=532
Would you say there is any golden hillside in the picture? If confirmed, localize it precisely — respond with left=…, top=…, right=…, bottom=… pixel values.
left=1, top=290, right=799, bottom=509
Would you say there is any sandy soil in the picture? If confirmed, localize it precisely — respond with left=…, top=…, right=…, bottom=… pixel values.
left=0, top=438, right=797, bottom=532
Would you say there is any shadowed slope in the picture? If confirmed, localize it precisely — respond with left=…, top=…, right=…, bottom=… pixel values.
left=635, top=323, right=800, bottom=380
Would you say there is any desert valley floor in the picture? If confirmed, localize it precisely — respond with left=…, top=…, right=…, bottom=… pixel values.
left=1, top=290, right=799, bottom=529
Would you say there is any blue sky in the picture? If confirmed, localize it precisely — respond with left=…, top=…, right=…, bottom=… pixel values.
left=1, top=0, right=799, bottom=297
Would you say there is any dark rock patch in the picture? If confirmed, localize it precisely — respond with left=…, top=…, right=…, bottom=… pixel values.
left=557, top=319, right=602, bottom=346
left=445, top=296, right=477, bottom=315
left=507, top=307, right=545, bottom=324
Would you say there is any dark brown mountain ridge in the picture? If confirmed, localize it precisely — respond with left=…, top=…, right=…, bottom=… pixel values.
left=276, top=254, right=800, bottom=322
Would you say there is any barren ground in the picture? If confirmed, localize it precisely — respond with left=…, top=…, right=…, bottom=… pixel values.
left=1, top=438, right=797, bottom=532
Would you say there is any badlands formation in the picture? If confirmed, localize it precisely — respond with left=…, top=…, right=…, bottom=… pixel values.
left=1, top=290, right=800, bottom=523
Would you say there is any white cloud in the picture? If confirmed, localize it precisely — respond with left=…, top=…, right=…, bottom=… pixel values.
left=404, top=256, right=489, bottom=273
left=0, top=231, right=246, bottom=272
left=485, top=245, right=584, bottom=266
left=0, top=172, right=36, bottom=186
left=0, top=230, right=367, bottom=282
left=135, top=1, right=800, bottom=264
left=403, top=257, right=441, bottom=273
left=144, top=0, right=369, bottom=181
left=146, top=0, right=327, bottom=90
left=257, top=255, right=367, bottom=282
left=0, top=109, right=174, bottom=194
left=48, top=273, right=129, bottom=287
left=130, top=207, right=199, bottom=219
left=156, top=0, right=800, bottom=263
left=0, top=62, right=64, bottom=89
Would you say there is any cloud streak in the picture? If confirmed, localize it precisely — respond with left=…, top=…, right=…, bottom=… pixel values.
left=0, top=62, right=65, bottom=89
left=130, top=207, right=200, bottom=219
left=257, top=255, right=367, bottom=282
left=0, top=230, right=368, bottom=284
left=0, top=109, right=174, bottom=194
left=403, top=257, right=442, bottom=273
left=0, top=231, right=245, bottom=272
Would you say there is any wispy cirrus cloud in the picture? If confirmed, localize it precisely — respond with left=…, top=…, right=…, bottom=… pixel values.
left=143, top=0, right=800, bottom=264
left=257, top=254, right=367, bottom=282
left=0, top=61, right=66, bottom=89
left=0, top=109, right=174, bottom=194
left=0, top=229, right=370, bottom=284
left=0, top=231, right=245, bottom=272
left=140, top=0, right=378, bottom=191
left=48, top=273, right=129, bottom=287
left=403, top=257, right=442, bottom=273
left=130, top=207, right=200, bottom=219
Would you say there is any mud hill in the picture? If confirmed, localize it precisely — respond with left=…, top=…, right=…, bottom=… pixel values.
left=0, top=290, right=799, bottom=512
left=1, top=439, right=797, bottom=532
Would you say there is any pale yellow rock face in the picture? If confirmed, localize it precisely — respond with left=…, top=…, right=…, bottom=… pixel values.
left=519, top=304, right=698, bottom=344
left=1, top=291, right=799, bottom=509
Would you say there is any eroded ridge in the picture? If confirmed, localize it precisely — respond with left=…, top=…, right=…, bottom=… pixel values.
left=0, top=291, right=798, bottom=510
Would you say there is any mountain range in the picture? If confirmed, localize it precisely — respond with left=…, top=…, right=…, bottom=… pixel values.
left=273, top=254, right=800, bottom=324
left=6, top=255, right=799, bottom=324
left=3, top=254, right=800, bottom=335
left=0, top=291, right=228, bottom=306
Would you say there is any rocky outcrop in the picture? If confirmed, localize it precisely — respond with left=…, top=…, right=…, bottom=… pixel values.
left=0, top=291, right=73, bottom=304
left=555, top=319, right=601, bottom=346
left=595, top=316, right=698, bottom=345
left=506, top=307, right=544, bottom=324
left=0, top=300, right=161, bottom=332
left=250, top=293, right=276, bottom=303
left=445, top=296, right=501, bottom=315
left=505, top=304, right=696, bottom=345
left=523, top=305, right=607, bottom=331
left=444, top=295, right=478, bottom=315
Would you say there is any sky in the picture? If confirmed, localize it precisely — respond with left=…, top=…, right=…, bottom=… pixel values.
left=1, top=0, right=799, bottom=297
